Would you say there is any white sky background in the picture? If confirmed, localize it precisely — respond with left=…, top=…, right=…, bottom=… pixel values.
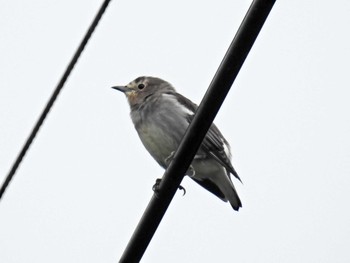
left=1, top=0, right=350, bottom=262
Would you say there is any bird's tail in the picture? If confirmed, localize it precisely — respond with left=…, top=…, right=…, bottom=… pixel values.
left=190, top=162, right=242, bottom=211
left=216, top=170, right=242, bottom=211
left=224, top=183, right=242, bottom=211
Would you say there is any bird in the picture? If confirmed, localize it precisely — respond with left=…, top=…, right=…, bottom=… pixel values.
left=111, top=76, right=242, bottom=211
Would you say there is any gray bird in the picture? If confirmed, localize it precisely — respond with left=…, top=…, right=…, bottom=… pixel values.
left=112, top=76, right=242, bottom=211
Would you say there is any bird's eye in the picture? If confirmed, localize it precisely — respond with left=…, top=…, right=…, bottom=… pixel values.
left=138, top=83, right=145, bottom=90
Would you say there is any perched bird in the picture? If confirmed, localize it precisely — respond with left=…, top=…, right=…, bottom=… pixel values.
left=112, top=76, right=242, bottom=211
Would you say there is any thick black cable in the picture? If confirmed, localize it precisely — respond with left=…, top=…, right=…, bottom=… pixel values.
left=0, top=0, right=112, bottom=200
left=119, top=0, right=276, bottom=262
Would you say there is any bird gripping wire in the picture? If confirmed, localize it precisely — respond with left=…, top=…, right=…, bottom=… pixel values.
left=119, top=0, right=276, bottom=262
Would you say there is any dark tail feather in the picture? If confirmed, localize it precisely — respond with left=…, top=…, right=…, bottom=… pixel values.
left=191, top=176, right=242, bottom=211
left=220, top=174, right=242, bottom=211
left=228, top=190, right=242, bottom=211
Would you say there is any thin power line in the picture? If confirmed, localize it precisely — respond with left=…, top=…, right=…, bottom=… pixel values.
left=0, top=0, right=112, bottom=201
left=119, top=0, right=276, bottom=262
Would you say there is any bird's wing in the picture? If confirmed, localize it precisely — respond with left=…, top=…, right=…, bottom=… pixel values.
left=172, top=92, right=241, bottom=182
left=203, top=124, right=241, bottom=182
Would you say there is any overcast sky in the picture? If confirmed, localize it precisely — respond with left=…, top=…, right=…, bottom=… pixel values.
left=1, top=0, right=350, bottom=262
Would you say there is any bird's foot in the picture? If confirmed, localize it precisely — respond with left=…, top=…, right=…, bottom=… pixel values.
left=165, top=151, right=195, bottom=178
left=152, top=178, right=162, bottom=193
left=152, top=178, right=186, bottom=196
left=164, top=151, right=176, bottom=166
left=187, top=165, right=196, bottom=177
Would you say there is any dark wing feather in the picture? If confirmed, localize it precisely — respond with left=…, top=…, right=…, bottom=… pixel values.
left=172, top=92, right=241, bottom=182
left=203, top=124, right=241, bottom=182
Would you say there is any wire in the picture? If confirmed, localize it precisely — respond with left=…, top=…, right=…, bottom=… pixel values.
left=119, top=0, right=276, bottom=262
left=0, top=0, right=112, bottom=201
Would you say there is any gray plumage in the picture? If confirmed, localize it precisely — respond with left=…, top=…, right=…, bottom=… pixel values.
left=112, top=76, right=242, bottom=211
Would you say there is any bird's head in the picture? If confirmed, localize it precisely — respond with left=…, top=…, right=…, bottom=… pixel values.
left=112, top=76, right=175, bottom=107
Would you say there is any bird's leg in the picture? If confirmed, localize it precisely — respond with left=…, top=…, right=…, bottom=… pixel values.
left=152, top=178, right=186, bottom=196
left=154, top=151, right=187, bottom=196
left=165, top=151, right=195, bottom=177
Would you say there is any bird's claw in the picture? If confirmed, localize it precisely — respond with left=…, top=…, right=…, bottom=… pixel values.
left=152, top=178, right=162, bottom=193
left=178, top=185, right=186, bottom=196
left=164, top=151, right=176, bottom=166
left=152, top=178, right=186, bottom=196
left=187, top=165, right=195, bottom=177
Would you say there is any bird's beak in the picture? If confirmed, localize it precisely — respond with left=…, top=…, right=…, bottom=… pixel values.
left=111, top=86, right=129, bottom=93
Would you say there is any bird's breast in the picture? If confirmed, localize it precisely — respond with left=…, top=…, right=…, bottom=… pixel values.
left=130, top=101, right=189, bottom=167
left=137, top=119, right=180, bottom=167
